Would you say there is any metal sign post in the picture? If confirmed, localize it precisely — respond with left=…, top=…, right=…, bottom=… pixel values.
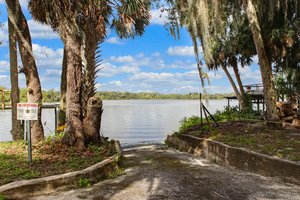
left=17, top=103, right=38, bottom=164
left=27, top=120, right=32, bottom=163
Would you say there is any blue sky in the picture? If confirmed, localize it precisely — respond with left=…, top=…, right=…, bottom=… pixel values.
left=0, top=0, right=262, bottom=94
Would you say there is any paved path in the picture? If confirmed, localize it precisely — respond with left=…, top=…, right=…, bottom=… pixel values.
left=33, top=144, right=300, bottom=200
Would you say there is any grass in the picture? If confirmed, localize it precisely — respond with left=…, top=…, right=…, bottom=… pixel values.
left=78, top=178, right=92, bottom=188
left=213, top=130, right=300, bottom=161
left=0, top=136, right=117, bottom=186
left=176, top=107, right=300, bottom=162
left=107, top=167, right=125, bottom=179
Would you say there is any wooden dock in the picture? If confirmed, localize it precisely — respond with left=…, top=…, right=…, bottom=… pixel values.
left=225, top=84, right=265, bottom=111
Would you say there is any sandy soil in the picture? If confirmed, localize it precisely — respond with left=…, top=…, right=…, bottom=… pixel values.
left=32, top=144, right=300, bottom=200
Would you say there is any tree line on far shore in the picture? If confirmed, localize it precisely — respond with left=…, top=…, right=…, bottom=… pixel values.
left=0, top=87, right=232, bottom=102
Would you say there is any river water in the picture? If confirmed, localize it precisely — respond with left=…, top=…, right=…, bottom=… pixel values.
left=0, top=100, right=237, bottom=145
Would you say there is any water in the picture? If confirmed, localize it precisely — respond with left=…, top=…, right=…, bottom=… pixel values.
left=0, top=100, right=237, bottom=145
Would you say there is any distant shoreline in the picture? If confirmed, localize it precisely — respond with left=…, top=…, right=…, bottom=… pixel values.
left=0, top=88, right=234, bottom=102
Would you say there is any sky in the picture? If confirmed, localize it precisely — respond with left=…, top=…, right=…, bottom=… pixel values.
left=0, top=0, right=262, bottom=94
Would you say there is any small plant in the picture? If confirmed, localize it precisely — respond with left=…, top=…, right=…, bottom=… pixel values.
left=179, top=116, right=202, bottom=133
left=108, top=167, right=125, bottom=179
left=0, top=194, right=8, bottom=200
left=45, top=132, right=64, bottom=143
left=78, top=178, right=92, bottom=188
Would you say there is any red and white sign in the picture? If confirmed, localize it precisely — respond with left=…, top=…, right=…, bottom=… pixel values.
left=17, top=103, right=38, bottom=120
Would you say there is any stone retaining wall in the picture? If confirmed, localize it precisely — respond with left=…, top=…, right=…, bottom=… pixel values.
left=167, top=134, right=300, bottom=185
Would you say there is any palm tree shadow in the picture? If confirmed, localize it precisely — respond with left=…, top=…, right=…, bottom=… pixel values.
left=73, top=145, right=300, bottom=200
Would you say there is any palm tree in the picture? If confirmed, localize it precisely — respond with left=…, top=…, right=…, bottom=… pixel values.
left=165, top=0, right=299, bottom=119
left=167, top=0, right=253, bottom=110
left=243, top=0, right=278, bottom=120
left=6, top=0, right=44, bottom=143
left=243, top=0, right=299, bottom=116
left=28, top=0, right=150, bottom=148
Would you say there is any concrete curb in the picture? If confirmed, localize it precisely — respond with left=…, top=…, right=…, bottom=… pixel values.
left=166, top=134, right=300, bottom=185
left=0, top=141, right=122, bottom=199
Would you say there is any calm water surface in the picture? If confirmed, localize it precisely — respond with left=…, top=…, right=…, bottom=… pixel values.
left=0, top=100, right=237, bottom=145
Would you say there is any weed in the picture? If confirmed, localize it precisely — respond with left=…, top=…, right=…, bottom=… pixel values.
left=0, top=194, right=8, bottom=200
left=78, top=178, right=92, bottom=188
left=108, top=167, right=125, bottom=179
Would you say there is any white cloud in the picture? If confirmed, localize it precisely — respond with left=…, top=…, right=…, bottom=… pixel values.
left=45, top=69, right=61, bottom=77
left=106, top=53, right=197, bottom=70
left=150, top=9, right=168, bottom=25
left=167, top=46, right=195, bottom=57
left=0, top=20, right=58, bottom=44
left=130, top=72, right=174, bottom=81
left=110, top=55, right=135, bottom=63
left=99, top=62, right=140, bottom=78
left=32, top=44, right=63, bottom=68
left=0, top=74, right=8, bottom=79
left=27, top=20, right=58, bottom=39
left=238, top=66, right=262, bottom=84
left=207, top=71, right=223, bottom=80
left=97, top=69, right=211, bottom=94
left=0, top=60, right=9, bottom=73
left=106, top=37, right=124, bottom=45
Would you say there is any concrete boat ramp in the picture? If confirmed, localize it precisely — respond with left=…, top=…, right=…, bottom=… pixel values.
left=33, top=144, right=300, bottom=200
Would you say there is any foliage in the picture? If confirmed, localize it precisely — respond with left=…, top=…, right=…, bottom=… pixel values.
left=178, top=106, right=260, bottom=134
left=213, top=106, right=260, bottom=122
left=274, top=69, right=300, bottom=98
left=78, top=178, right=92, bottom=188
left=0, top=195, right=8, bottom=200
left=0, top=87, right=234, bottom=102
left=179, top=116, right=202, bottom=133
left=107, top=167, right=125, bottom=179
left=96, top=91, right=233, bottom=100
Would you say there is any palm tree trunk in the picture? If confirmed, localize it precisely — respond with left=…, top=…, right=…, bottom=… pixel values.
left=6, top=0, right=44, bottom=143
left=58, top=48, right=67, bottom=127
left=8, top=17, right=22, bottom=140
left=63, top=34, right=85, bottom=149
left=244, top=0, right=278, bottom=120
left=221, top=63, right=243, bottom=107
left=82, top=30, right=103, bottom=144
left=231, top=62, right=248, bottom=110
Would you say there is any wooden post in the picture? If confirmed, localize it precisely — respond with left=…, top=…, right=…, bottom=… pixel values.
left=54, top=107, right=58, bottom=130
left=200, top=93, right=203, bottom=134
left=1, top=90, right=5, bottom=110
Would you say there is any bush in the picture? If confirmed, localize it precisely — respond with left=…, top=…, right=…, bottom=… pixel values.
left=213, top=106, right=260, bottom=121
left=179, top=116, right=202, bottom=133
left=178, top=106, right=260, bottom=134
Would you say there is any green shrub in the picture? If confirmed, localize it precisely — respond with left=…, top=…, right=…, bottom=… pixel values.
left=179, top=116, right=202, bottom=133
left=178, top=106, right=260, bottom=134
left=213, top=106, right=260, bottom=121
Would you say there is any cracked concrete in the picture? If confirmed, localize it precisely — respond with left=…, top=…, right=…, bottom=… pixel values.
left=32, top=144, right=300, bottom=200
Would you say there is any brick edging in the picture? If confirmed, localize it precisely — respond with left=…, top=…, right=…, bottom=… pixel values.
left=0, top=141, right=122, bottom=199
left=166, top=134, right=300, bottom=185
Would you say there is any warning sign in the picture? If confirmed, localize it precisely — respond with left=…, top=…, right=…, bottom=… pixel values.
left=17, top=103, right=38, bottom=120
